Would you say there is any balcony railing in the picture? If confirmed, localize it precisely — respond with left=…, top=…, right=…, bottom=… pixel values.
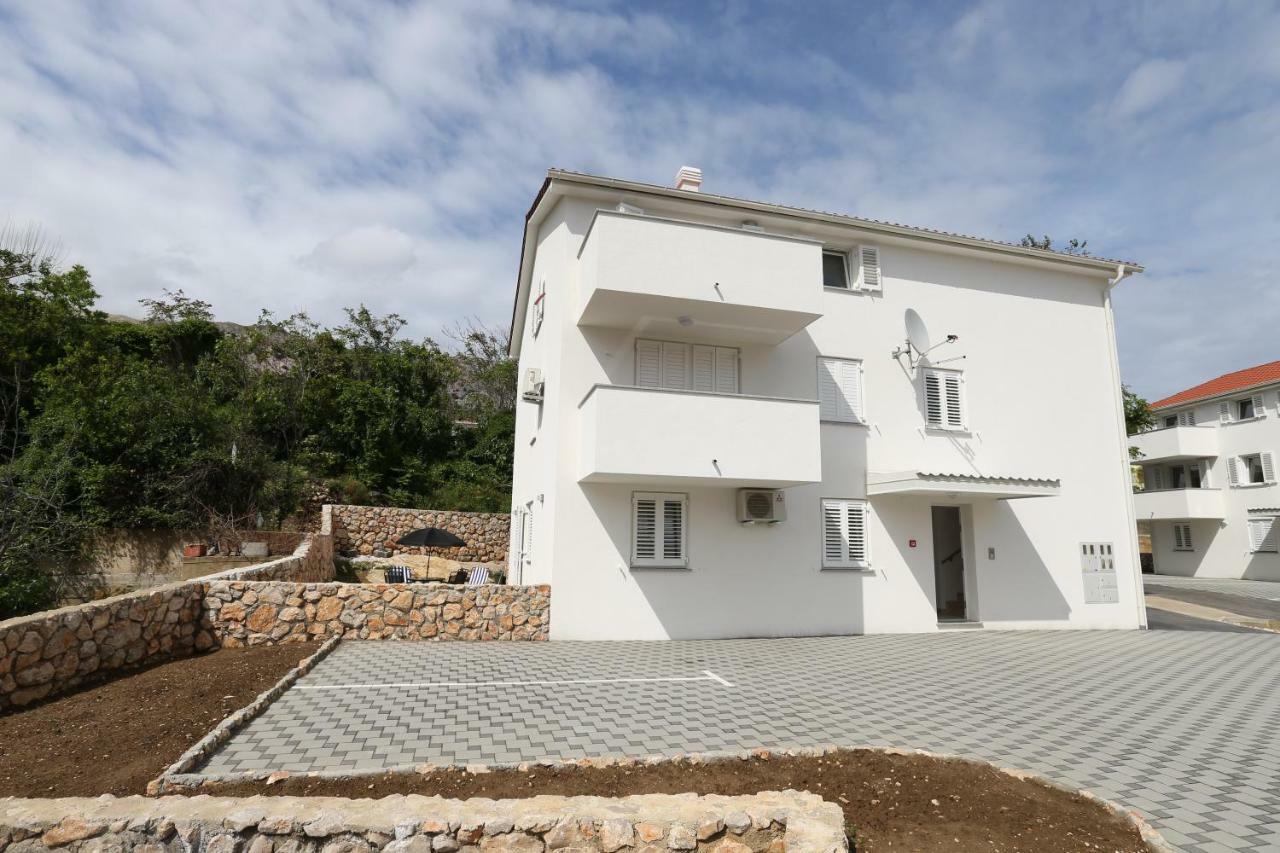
left=577, top=384, right=822, bottom=487
left=576, top=211, right=823, bottom=345
left=1128, top=424, right=1219, bottom=463
left=1132, top=487, right=1225, bottom=520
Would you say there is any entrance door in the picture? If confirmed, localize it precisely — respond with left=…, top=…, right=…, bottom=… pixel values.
left=931, top=506, right=966, bottom=621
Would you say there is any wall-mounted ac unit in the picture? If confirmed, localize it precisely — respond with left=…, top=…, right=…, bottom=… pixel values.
left=737, top=488, right=786, bottom=524
left=521, top=368, right=545, bottom=403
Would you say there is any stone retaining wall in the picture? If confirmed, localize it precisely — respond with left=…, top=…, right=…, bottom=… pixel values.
left=208, top=581, right=550, bottom=644
left=0, top=535, right=334, bottom=712
left=0, top=791, right=845, bottom=852
left=328, top=504, right=509, bottom=563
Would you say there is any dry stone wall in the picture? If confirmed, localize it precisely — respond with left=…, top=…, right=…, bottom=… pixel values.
left=328, top=504, right=509, bottom=563
left=0, top=534, right=334, bottom=711
left=208, top=581, right=550, bottom=644
left=0, top=790, right=846, bottom=852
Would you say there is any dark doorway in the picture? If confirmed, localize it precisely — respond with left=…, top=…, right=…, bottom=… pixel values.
left=932, top=506, right=966, bottom=621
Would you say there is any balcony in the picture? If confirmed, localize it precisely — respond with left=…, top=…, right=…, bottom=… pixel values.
left=576, top=211, right=823, bottom=345
left=1133, top=488, right=1225, bottom=520
left=1129, top=425, right=1219, bottom=463
left=578, top=384, right=822, bottom=487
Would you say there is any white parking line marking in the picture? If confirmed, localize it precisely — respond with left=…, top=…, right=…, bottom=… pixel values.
left=702, top=669, right=733, bottom=687
left=296, top=672, right=733, bottom=690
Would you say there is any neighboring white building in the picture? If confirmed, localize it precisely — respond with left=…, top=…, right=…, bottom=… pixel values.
left=507, top=167, right=1147, bottom=640
left=1130, top=360, right=1280, bottom=582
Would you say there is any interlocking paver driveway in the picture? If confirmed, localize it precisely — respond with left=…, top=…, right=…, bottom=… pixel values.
left=201, top=632, right=1280, bottom=852
left=1145, top=574, right=1280, bottom=603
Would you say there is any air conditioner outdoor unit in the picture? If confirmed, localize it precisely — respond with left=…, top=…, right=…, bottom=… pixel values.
left=521, top=368, right=545, bottom=403
left=737, top=488, right=786, bottom=524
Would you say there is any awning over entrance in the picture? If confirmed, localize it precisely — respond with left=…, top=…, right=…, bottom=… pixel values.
left=867, top=471, right=1061, bottom=500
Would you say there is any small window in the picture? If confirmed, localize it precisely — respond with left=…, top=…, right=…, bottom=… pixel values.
left=1163, top=415, right=1177, bottom=428
left=822, top=251, right=850, bottom=289
left=1248, top=517, right=1278, bottom=553
left=817, top=357, right=865, bottom=423
left=1173, top=523, right=1193, bottom=551
left=532, top=278, right=546, bottom=336
left=1178, top=410, right=1196, bottom=426
left=1243, top=454, right=1266, bottom=484
left=822, top=499, right=871, bottom=568
left=923, top=369, right=965, bottom=430
left=632, top=492, right=688, bottom=568
left=1239, top=398, right=1255, bottom=420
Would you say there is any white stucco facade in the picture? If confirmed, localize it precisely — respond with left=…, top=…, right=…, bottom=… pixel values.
left=508, top=169, right=1147, bottom=640
left=1131, top=376, right=1280, bottom=582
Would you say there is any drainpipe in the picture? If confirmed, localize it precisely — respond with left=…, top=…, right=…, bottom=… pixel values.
left=1103, top=264, right=1147, bottom=628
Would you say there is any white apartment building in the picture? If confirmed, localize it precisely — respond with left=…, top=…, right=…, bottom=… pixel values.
left=1130, top=360, right=1280, bottom=582
left=507, top=167, right=1147, bottom=640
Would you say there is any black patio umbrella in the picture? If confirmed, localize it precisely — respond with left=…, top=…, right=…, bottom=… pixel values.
left=396, top=527, right=467, bottom=548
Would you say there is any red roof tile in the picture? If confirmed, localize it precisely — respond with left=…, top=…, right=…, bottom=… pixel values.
left=1152, top=359, right=1280, bottom=410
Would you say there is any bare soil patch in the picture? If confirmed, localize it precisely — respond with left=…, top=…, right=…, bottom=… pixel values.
left=0, top=643, right=319, bottom=797
left=205, top=749, right=1152, bottom=852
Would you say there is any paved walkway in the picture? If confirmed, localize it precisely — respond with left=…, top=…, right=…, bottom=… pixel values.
left=1145, top=574, right=1280, bottom=603
left=200, top=632, right=1280, bottom=851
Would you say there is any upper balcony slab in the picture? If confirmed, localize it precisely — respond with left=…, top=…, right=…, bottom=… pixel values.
left=577, top=211, right=823, bottom=346
left=1129, top=425, right=1219, bottom=463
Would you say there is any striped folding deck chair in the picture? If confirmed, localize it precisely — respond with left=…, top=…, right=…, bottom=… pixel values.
left=385, top=565, right=410, bottom=584
left=466, top=565, right=489, bottom=585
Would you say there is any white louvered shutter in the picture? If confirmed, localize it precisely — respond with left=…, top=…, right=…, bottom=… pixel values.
left=714, top=347, right=738, bottom=393
left=636, top=339, right=662, bottom=388
left=1172, top=524, right=1183, bottom=550
left=632, top=493, right=687, bottom=567
left=691, top=345, right=716, bottom=392
left=1262, top=451, right=1276, bottom=483
left=521, top=502, right=534, bottom=577
left=924, top=371, right=944, bottom=426
left=1249, top=518, right=1278, bottom=552
left=1226, top=457, right=1240, bottom=487
left=818, top=358, right=863, bottom=423
left=1219, top=401, right=1233, bottom=423
left=508, top=508, right=524, bottom=577
left=1174, top=523, right=1192, bottom=550
left=822, top=500, right=870, bottom=568
left=661, top=342, right=689, bottom=390
left=944, top=373, right=964, bottom=428
left=532, top=278, right=546, bottom=335
left=691, top=345, right=739, bottom=394
left=858, top=246, right=882, bottom=292
left=1253, top=394, right=1265, bottom=417
left=1178, top=411, right=1196, bottom=426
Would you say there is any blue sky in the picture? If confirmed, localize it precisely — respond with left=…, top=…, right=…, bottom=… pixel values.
left=2, top=0, right=1277, bottom=400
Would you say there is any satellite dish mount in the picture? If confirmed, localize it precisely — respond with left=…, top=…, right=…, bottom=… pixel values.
left=893, top=308, right=960, bottom=370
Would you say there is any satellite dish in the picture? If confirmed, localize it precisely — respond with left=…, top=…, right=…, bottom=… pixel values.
left=904, top=309, right=931, bottom=354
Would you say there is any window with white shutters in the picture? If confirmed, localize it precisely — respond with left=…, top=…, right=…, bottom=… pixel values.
left=631, top=492, right=688, bottom=568
left=521, top=500, right=535, bottom=578
left=817, top=357, right=865, bottom=423
left=508, top=508, right=525, bottom=579
left=821, top=499, right=871, bottom=568
left=532, top=278, right=546, bottom=336
left=1234, top=453, right=1276, bottom=486
left=1248, top=517, right=1278, bottom=553
left=1177, top=410, right=1196, bottom=426
left=822, top=251, right=851, bottom=289
left=636, top=340, right=737, bottom=393
left=1172, top=523, right=1193, bottom=551
left=923, top=369, right=965, bottom=430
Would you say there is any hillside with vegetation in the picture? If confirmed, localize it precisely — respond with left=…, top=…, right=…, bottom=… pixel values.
left=0, top=240, right=515, bottom=617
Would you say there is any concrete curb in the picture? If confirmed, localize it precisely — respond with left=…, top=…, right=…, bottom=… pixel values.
left=147, top=636, right=341, bottom=794
left=159, top=740, right=1169, bottom=850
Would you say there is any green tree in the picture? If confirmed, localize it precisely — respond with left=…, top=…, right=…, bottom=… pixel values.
left=1124, top=385, right=1155, bottom=460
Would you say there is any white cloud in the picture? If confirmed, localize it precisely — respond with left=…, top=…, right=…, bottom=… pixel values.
left=1111, top=59, right=1188, bottom=119
left=303, top=226, right=417, bottom=281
